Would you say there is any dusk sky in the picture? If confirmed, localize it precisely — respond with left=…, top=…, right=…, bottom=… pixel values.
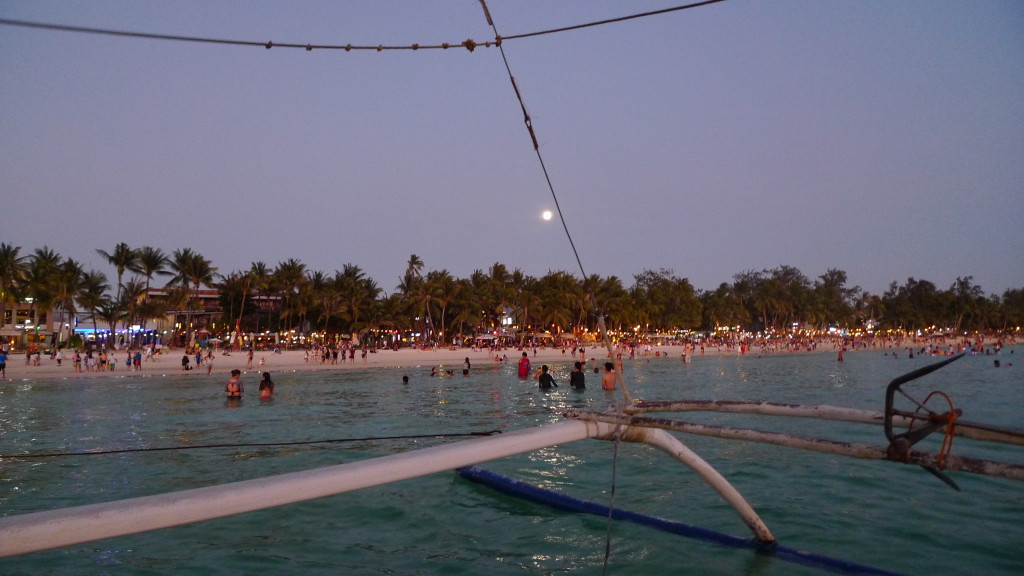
left=2, top=1, right=1022, bottom=297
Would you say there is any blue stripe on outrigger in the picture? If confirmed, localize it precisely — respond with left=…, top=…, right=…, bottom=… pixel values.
left=456, top=466, right=904, bottom=576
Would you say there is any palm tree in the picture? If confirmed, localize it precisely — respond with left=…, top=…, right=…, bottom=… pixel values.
left=0, top=243, right=27, bottom=328
left=950, top=276, right=984, bottom=331
left=247, top=261, right=272, bottom=334
left=76, top=271, right=110, bottom=346
left=131, top=246, right=171, bottom=291
left=167, top=248, right=218, bottom=346
left=51, top=258, right=85, bottom=347
left=273, top=258, right=306, bottom=332
left=161, top=284, right=192, bottom=344
left=335, top=264, right=381, bottom=340
left=96, top=243, right=137, bottom=300
left=120, top=278, right=149, bottom=347
left=215, top=272, right=248, bottom=334
left=308, top=270, right=339, bottom=334
left=75, top=272, right=109, bottom=348
left=406, top=254, right=424, bottom=279
left=135, top=297, right=168, bottom=343
left=700, top=282, right=750, bottom=330
left=427, top=270, right=458, bottom=343
left=373, top=293, right=413, bottom=343
left=92, top=300, right=126, bottom=345
left=284, top=279, right=315, bottom=337
left=448, top=278, right=481, bottom=338
left=23, top=247, right=63, bottom=334
left=401, top=274, right=437, bottom=344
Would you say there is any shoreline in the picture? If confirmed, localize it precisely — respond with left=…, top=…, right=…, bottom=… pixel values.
left=2, top=338, right=1010, bottom=383
left=1, top=345, right=683, bottom=382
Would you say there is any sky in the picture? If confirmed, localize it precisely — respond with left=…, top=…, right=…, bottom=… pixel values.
left=2, top=1, right=1022, bottom=298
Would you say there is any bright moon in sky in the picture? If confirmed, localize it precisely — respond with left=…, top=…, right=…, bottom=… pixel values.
left=542, top=210, right=553, bottom=221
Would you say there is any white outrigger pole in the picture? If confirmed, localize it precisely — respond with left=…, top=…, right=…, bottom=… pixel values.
left=0, top=417, right=774, bottom=557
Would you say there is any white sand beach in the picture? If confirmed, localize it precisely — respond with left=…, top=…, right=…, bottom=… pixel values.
left=1, top=344, right=701, bottom=383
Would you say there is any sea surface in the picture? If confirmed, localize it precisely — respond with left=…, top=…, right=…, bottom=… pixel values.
left=1, top=349, right=1021, bottom=575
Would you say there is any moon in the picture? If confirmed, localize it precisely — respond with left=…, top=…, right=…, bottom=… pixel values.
left=541, top=210, right=553, bottom=221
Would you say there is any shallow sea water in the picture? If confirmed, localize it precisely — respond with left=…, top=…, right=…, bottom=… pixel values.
left=1, top=349, right=1021, bottom=575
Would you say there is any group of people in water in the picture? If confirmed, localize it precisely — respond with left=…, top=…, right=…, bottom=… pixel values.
left=519, top=352, right=618, bottom=391
left=224, top=369, right=275, bottom=401
left=417, top=351, right=619, bottom=392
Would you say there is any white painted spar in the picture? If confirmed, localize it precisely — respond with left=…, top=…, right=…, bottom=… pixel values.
left=0, top=418, right=772, bottom=556
left=625, top=426, right=774, bottom=542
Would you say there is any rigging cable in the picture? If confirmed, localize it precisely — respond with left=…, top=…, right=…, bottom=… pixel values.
left=0, top=430, right=502, bottom=459
left=479, top=2, right=647, bottom=569
left=0, top=1, right=727, bottom=53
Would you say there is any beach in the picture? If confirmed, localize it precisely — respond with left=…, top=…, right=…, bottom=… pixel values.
left=2, top=344, right=684, bottom=383
left=5, top=334, right=1008, bottom=383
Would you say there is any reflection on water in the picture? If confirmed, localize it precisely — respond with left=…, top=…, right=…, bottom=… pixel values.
left=1, top=350, right=1022, bottom=575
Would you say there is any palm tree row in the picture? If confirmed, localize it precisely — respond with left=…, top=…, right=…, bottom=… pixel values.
left=2, top=243, right=1022, bottom=351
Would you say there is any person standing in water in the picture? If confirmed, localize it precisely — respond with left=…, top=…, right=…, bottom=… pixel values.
left=601, top=362, right=617, bottom=391
left=537, top=365, right=558, bottom=389
left=258, top=372, right=275, bottom=399
left=569, top=361, right=586, bottom=390
left=517, top=352, right=532, bottom=378
left=225, top=369, right=244, bottom=398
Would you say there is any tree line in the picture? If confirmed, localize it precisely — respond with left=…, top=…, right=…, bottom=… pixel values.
left=2, top=243, right=1022, bottom=347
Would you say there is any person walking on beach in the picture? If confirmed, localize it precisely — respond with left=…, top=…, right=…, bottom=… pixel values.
left=225, top=369, right=244, bottom=398
left=258, top=372, right=275, bottom=399
left=569, top=361, right=586, bottom=390
left=601, top=362, right=617, bottom=391
left=537, top=365, right=558, bottom=390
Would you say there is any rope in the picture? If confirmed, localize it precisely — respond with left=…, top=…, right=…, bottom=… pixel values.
left=912, top=391, right=958, bottom=469
left=0, top=1, right=728, bottom=53
left=477, top=1, right=589, bottom=282
left=501, top=0, right=728, bottom=41
left=0, top=430, right=502, bottom=459
left=601, top=425, right=624, bottom=575
left=477, top=0, right=630, bottom=403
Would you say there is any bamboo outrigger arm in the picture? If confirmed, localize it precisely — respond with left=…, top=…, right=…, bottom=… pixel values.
left=565, top=410, right=1024, bottom=483
left=0, top=418, right=773, bottom=557
left=623, top=400, right=1024, bottom=446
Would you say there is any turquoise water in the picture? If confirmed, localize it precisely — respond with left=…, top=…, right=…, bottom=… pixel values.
left=1, top=350, right=1021, bottom=575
